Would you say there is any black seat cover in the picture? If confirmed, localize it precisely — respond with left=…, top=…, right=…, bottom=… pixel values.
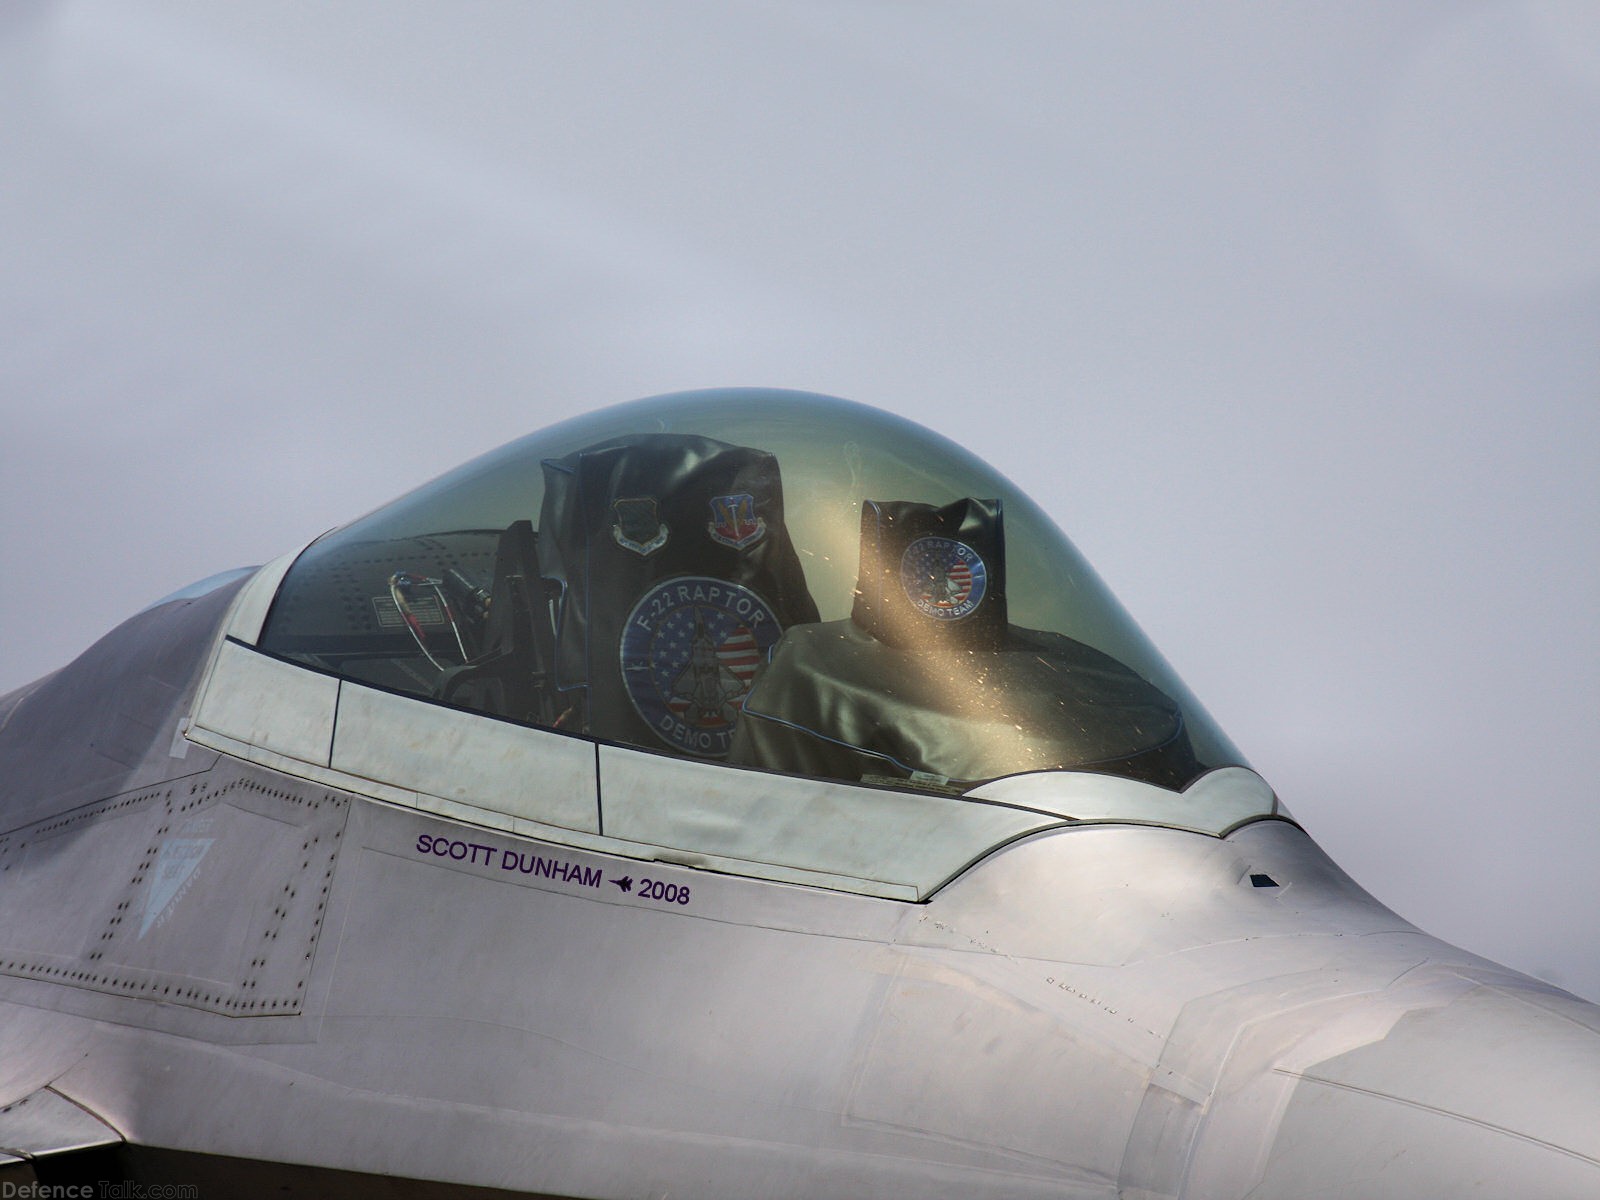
left=853, top=497, right=1007, bottom=650
left=537, top=433, right=818, bottom=757
left=732, top=496, right=1198, bottom=789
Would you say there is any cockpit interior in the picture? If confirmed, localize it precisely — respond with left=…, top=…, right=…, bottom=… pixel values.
left=255, top=389, right=1243, bottom=795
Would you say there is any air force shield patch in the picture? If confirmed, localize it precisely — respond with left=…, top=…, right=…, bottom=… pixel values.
left=707, top=493, right=767, bottom=550
left=612, top=497, right=669, bottom=556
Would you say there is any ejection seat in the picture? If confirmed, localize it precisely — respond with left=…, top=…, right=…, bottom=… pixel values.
left=530, top=433, right=818, bottom=757
left=435, top=519, right=560, bottom=725
left=730, top=497, right=1201, bottom=789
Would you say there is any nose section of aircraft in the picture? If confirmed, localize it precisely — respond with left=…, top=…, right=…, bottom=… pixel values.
left=1217, top=980, right=1600, bottom=1197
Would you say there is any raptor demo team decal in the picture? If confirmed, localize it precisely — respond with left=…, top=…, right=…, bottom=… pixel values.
left=900, top=535, right=988, bottom=621
left=620, top=576, right=782, bottom=756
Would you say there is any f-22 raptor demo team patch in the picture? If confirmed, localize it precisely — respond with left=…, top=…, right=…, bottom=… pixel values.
left=900, top=535, right=988, bottom=621
left=620, top=576, right=783, bottom=757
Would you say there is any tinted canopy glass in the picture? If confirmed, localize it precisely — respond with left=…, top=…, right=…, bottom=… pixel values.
left=259, top=389, right=1244, bottom=793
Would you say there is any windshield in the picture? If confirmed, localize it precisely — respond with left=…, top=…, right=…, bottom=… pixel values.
left=258, top=389, right=1244, bottom=793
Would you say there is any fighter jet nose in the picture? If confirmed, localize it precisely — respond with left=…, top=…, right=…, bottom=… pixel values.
left=1240, top=981, right=1600, bottom=1197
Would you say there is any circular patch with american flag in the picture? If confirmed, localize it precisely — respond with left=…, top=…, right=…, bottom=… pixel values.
left=619, top=576, right=782, bottom=757
left=900, top=536, right=988, bottom=621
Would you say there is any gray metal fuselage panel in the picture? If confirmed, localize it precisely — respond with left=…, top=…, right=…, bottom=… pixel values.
left=1, top=584, right=1595, bottom=1198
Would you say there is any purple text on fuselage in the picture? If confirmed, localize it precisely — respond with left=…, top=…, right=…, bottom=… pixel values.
left=414, top=834, right=602, bottom=889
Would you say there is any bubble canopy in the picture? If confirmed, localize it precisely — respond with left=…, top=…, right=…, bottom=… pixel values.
left=258, top=389, right=1245, bottom=795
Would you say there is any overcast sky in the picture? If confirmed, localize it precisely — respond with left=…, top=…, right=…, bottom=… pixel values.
left=2, top=1, right=1597, bottom=1002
